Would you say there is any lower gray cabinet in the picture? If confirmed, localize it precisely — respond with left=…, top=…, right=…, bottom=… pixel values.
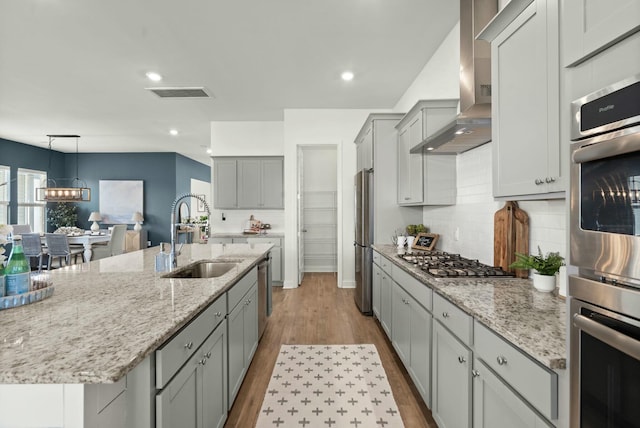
left=473, top=358, right=550, bottom=428
left=391, top=280, right=432, bottom=407
left=372, top=263, right=381, bottom=319
left=156, top=320, right=227, bottom=428
left=247, top=237, right=283, bottom=283
left=379, top=270, right=393, bottom=337
left=432, top=320, right=472, bottom=428
left=228, top=282, right=258, bottom=409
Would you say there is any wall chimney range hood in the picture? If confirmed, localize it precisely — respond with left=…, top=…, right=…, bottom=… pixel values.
left=411, top=0, right=497, bottom=154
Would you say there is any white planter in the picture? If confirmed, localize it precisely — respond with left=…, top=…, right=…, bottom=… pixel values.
left=532, top=272, right=556, bottom=293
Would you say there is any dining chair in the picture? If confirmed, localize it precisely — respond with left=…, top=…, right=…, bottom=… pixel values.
left=10, top=224, right=32, bottom=235
left=91, top=224, right=127, bottom=260
left=21, top=233, right=45, bottom=271
left=44, top=233, right=83, bottom=269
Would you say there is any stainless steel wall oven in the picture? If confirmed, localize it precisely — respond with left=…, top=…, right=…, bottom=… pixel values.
left=569, top=74, right=640, bottom=428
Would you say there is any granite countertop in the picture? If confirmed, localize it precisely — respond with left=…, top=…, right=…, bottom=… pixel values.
left=210, top=232, right=284, bottom=238
left=0, top=243, right=273, bottom=384
left=373, top=245, right=567, bottom=370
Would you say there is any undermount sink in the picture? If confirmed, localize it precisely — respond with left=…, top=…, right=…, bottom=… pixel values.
left=162, top=261, right=238, bottom=279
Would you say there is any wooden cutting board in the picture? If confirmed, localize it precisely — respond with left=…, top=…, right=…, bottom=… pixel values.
left=494, top=201, right=529, bottom=278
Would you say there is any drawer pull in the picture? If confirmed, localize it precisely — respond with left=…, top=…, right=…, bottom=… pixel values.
left=199, top=358, right=207, bottom=365
left=442, top=312, right=450, bottom=318
left=215, top=311, right=222, bottom=317
left=497, top=356, right=508, bottom=365
left=472, top=370, right=480, bottom=378
left=184, top=341, right=193, bottom=350
left=205, top=351, right=212, bottom=359
left=458, top=356, right=466, bottom=364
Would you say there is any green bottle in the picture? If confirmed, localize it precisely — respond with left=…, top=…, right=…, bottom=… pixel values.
left=5, top=243, right=30, bottom=295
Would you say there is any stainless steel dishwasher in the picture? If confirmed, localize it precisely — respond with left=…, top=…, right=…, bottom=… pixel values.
left=258, top=253, right=272, bottom=340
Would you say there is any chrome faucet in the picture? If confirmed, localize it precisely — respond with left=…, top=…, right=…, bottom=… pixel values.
left=170, top=193, right=212, bottom=270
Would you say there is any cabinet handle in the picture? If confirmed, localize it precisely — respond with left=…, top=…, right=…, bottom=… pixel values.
left=535, top=178, right=543, bottom=185
left=205, top=351, right=212, bottom=359
left=442, top=312, right=449, bottom=318
left=549, top=177, right=556, bottom=183
left=404, top=197, right=410, bottom=201
left=199, top=358, right=207, bottom=365
left=497, top=356, right=508, bottom=365
left=458, top=356, right=466, bottom=364
left=184, top=341, right=193, bottom=350
left=472, top=370, right=480, bottom=378
left=215, top=311, right=222, bottom=317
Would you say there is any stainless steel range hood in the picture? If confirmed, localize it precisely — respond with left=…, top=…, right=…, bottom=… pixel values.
left=411, top=0, right=497, bottom=154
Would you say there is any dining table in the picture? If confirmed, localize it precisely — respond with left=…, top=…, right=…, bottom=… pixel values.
left=65, top=234, right=112, bottom=262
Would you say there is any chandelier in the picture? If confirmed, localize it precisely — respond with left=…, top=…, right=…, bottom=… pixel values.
left=36, top=135, right=91, bottom=202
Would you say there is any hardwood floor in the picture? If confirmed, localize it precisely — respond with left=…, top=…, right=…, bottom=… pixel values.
left=224, top=272, right=437, bottom=427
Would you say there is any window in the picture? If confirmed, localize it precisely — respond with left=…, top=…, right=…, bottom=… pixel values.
left=0, top=166, right=9, bottom=224
left=17, top=168, right=47, bottom=233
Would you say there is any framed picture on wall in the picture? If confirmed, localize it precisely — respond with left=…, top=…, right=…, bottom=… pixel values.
left=197, top=194, right=206, bottom=212
left=99, top=180, right=144, bottom=224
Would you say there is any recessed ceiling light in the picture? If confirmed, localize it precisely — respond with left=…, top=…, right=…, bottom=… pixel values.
left=169, top=129, right=179, bottom=136
left=426, top=147, right=434, bottom=151
left=146, top=71, right=163, bottom=82
left=341, top=71, right=354, bottom=81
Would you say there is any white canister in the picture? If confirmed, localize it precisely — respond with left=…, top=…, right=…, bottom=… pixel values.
left=396, top=236, right=407, bottom=249
left=406, top=236, right=415, bottom=250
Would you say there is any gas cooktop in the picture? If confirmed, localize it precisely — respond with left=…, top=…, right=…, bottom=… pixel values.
left=398, top=250, right=515, bottom=278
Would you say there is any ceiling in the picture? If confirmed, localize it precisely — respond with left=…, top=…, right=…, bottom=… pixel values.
left=0, top=0, right=458, bottom=165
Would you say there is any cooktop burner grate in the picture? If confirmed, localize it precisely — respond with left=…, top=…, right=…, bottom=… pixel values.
left=398, top=250, right=515, bottom=278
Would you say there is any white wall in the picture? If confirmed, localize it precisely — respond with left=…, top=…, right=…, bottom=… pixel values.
left=209, top=121, right=286, bottom=234
left=282, top=109, right=388, bottom=288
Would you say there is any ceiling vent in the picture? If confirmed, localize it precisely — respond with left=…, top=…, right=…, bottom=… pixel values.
left=146, top=87, right=212, bottom=98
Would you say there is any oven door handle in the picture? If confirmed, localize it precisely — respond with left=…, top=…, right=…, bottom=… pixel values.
left=572, top=124, right=640, bottom=163
left=573, top=313, right=640, bottom=360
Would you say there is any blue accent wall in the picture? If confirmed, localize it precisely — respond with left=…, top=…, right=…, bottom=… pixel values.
left=1, top=138, right=210, bottom=246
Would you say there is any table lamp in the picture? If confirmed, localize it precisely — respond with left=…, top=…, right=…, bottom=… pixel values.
left=88, top=212, right=102, bottom=232
left=131, top=211, right=144, bottom=232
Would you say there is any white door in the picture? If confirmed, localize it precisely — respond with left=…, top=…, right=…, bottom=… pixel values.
left=297, top=146, right=305, bottom=284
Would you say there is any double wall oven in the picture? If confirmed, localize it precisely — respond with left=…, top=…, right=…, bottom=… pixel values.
left=569, top=74, right=640, bottom=428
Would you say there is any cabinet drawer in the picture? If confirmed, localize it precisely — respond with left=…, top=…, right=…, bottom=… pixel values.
left=246, top=237, right=281, bottom=247
left=227, top=267, right=258, bottom=312
left=474, top=321, right=558, bottom=420
left=380, top=258, right=392, bottom=275
left=433, top=293, right=472, bottom=346
left=392, top=267, right=432, bottom=311
left=373, top=251, right=381, bottom=266
left=156, top=294, right=227, bottom=389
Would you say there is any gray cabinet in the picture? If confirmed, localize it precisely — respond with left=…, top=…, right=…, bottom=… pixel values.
left=377, top=257, right=393, bottom=338
left=562, top=0, right=640, bottom=67
left=396, top=100, right=458, bottom=206
left=391, top=267, right=433, bottom=407
left=156, top=320, right=227, bottom=428
left=371, top=261, right=381, bottom=319
left=473, top=358, right=551, bottom=428
left=214, top=159, right=237, bottom=209
left=247, top=236, right=283, bottom=283
left=227, top=282, right=258, bottom=408
left=432, top=320, right=472, bottom=428
left=213, top=157, right=284, bottom=209
left=479, top=0, right=563, bottom=199
left=355, top=123, right=373, bottom=171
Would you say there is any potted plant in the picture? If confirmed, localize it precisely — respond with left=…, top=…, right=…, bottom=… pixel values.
left=509, top=247, right=564, bottom=292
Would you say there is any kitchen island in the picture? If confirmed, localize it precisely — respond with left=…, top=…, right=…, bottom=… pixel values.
left=0, top=243, right=272, bottom=428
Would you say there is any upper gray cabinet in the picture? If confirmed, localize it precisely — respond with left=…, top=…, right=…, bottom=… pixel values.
left=395, top=100, right=459, bottom=206
left=478, top=0, right=564, bottom=199
left=355, top=123, right=374, bottom=171
left=562, top=0, right=640, bottom=67
left=214, top=157, right=284, bottom=209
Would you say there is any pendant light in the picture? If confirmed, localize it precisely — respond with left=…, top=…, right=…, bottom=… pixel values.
left=36, top=135, right=91, bottom=202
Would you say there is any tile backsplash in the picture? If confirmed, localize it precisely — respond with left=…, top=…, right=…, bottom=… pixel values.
left=422, top=143, right=567, bottom=266
left=210, top=209, right=285, bottom=234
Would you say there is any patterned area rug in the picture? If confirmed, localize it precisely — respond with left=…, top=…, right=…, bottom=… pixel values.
left=256, top=344, right=404, bottom=427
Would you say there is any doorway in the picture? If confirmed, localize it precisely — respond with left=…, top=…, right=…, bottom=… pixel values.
left=298, top=146, right=338, bottom=279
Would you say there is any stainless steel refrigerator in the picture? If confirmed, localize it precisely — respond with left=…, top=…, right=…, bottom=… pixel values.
left=354, top=169, right=373, bottom=314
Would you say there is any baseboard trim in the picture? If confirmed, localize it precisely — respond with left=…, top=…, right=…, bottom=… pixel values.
left=340, top=280, right=356, bottom=289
